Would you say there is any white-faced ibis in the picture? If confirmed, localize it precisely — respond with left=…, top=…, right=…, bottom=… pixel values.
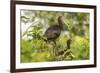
left=44, top=16, right=64, bottom=45
left=56, top=39, right=73, bottom=60
left=56, top=39, right=72, bottom=56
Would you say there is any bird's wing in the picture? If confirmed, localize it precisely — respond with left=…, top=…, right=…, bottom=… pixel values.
left=45, top=29, right=61, bottom=38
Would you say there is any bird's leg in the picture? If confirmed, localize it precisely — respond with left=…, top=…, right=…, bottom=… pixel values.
left=52, top=41, right=56, bottom=57
left=44, top=39, right=48, bottom=43
left=50, top=40, right=56, bottom=55
left=53, top=41, right=56, bottom=47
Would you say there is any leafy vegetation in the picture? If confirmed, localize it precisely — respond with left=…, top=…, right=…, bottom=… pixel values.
left=20, top=10, right=90, bottom=63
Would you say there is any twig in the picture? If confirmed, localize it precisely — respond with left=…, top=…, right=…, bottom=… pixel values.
left=22, top=20, right=39, bottom=37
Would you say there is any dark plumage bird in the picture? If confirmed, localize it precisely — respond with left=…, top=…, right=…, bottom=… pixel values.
left=57, top=39, right=72, bottom=56
left=44, top=16, right=64, bottom=45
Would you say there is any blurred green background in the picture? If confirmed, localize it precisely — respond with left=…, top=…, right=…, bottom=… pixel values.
left=20, top=10, right=90, bottom=63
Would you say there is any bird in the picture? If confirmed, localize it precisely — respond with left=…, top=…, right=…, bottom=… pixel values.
left=56, top=39, right=72, bottom=56
left=44, top=16, right=64, bottom=45
left=56, top=39, right=73, bottom=60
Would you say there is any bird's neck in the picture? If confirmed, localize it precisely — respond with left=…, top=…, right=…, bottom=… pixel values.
left=58, top=18, right=64, bottom=30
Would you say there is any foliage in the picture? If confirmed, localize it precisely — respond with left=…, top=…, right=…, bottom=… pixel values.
left=20, top=10, right=90, bottom=63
